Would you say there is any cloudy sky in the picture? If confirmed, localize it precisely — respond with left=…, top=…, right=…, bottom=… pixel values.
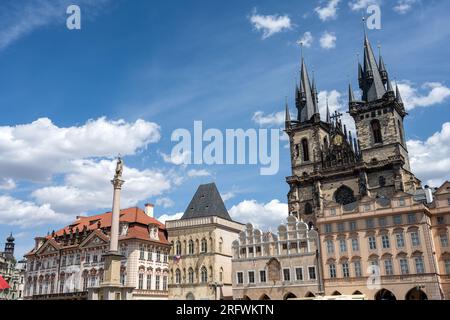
left=0, top=0, right=449, bottom=258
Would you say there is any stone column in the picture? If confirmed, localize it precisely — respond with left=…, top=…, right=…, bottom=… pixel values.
left=109, top=178, right=124, bottom=253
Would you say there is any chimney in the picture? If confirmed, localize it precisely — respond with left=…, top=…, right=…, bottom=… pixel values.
left=424, top=185, right=434, bottom=204
left=145, top=203, right=154, bottom=218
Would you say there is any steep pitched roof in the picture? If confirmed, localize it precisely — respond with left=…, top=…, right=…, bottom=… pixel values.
left=181, top=183, right=231, bottom=221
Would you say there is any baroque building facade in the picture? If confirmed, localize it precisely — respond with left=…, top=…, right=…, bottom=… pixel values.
left=231, top=216, right=321, bottom=300
left=166, top=183, right=244, bottom=300
left=23, top=205, right=171, bottom=300
left=284, top=32, right=450, bottom=300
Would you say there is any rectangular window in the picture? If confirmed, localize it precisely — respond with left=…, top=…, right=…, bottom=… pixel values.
left=237, top=272, right=244, bottom=284
left=326, top=240, right=334, bottom=254
left=354, top=261, right=362, bottom=277
left=147, top=274, right=152, bottom=290
left=156, top=250, right=161, bottom=262
left=382, top=234, right=390, bottom=249
left=368, top=236, right=377, bottom=250
left=415, top=257, right=425, bottom=274
left=364, top=204, right=371, bottom=212
left=140, top=247, right=145, bottom=260
left=407, top=213, right=417, bottom=224
left=337, top=223, right=345, bottom=233
left=437, top=216, right=445, bottom=225
left=351, top=238, right=359, bottom=251
left=411, top=232, right=421, bottom=246
left=400, top=259, right=409, bottom=275
left=445, top=260, right=450, bottom=274
left=308, top=267, right=316, bottom=280
left=396, top=233, right=405, bottom=248
left=342, top=262, right=350, bottom=278
left=147, top=251, right=152, bottom=261
left=366, top=218, right=374, bottom=229
left=339, top=239, right=347, bottom=253
left=378, top=217, right=386, bottom=227
left=295, top=267, right=303, bottom=281
left=155, top=275, right=160, bottom=291
left=259, top=270, right=266, bottom=283
left=120, top=273, right=126, bottom=286
left=93, top=254, right=98, bottom=263
left=248, top=271, right=255, bottom=284
left=393, top=215, right=402, bottom=225
left=384, top=259, right=394, bottom=275
left=329, top=264, right=336, bottom=278
left=349, top=221, right=357, bottom=231
left=440, top=234, right=449, bottom=247
left=399, top=198, right=406, bottom=206
left=283, top=268, right=290, bottom=282
left=61, top=256, right=66, bottom=267
left=330, top=208, right=336, bottom=216
left=85, top=253, right=90, bottom=264
left=162, top=276, right=167, bottom=291
left=138, top=274, right=144, bottom=289
left=325, top=224, right=332, bottom=233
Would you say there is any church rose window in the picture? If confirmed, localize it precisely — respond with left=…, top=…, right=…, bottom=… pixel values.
left=334, top=186, right=356, bottom=205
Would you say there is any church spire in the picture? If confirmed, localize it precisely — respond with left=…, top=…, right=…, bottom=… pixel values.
left=349, top=83, right=356, bottom=104
left=396, top=84, right=403, bottom=104
left=296, top=57, right=316, bottom=123
left=378, top=45, right=388, bottom=84
left=360, top=34, right=386, bottom=102
left=326, top=98, right=331, bottom=124
left=285, top=97, right=291, bottom=130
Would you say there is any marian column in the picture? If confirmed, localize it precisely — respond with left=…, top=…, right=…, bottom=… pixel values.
left=88, top=157, right=133, bottom=300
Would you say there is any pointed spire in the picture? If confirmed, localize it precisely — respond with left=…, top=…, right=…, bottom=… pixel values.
left=349, top=83, right=356, bottom=103
left=378, top=46, right=388, bottom=84
left=396, top=84, right=403, bottom=104
left=285, top=97, right=291, bottom=129
left=311, top=72, right=320, bottom=116
left=326, top=98, right=331, bottom=124
left=362, top=33, right=386, bottom=102
left=386, top=77, right=394, bottom=92
left=297, top=57, right=316, bottom=122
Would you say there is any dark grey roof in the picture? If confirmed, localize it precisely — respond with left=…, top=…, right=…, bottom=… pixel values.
left=361, top=35, right=386, bottom=102
left=298, top=58, right=317, bottom=123
left=181, top=183, right=232, bottom=221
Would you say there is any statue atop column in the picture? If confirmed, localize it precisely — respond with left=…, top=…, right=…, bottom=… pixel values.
left=114, top=156, right=124, bottom=180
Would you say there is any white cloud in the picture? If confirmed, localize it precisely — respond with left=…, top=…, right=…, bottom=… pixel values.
left=160, top=150, right=191, bottom=165
left=319, top=31, right=337, bottom=49
left=252, top=111, right=285, bottom=127
left=0, top=178, right=16, bottom=190
left=221, top=192, right=236, bottom=202
left=396, top=81, right=450, bottom=110
left=408, top=122, right=450, bottom=187
left=297, top=31, right=314, bottom=48
left=315, top=0, right=341, bottom=21
left=229, top=199, right=288, bottom=230
left=393, top=0, right=418, bottom=14
left=0, top=195, right=70, bottom=228
left=249, top=11, right=292, bottom=39
left=318, top=90, right=356, bottom=134
left=31, top=159, right=177, bottom=216
left=187, top=169, right=211, bottom=177
left=157, top=212, right=183, bottom=224
left=156, top=197, right=175, bottom=208
left=348, top=0, right=380, bottom=11
left=0, top=117, right=160, bottom=182
left=0, top=0, right=112, bottom=50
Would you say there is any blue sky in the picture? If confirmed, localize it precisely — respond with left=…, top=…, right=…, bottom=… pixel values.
left=0, top=0, right=449, bottom=259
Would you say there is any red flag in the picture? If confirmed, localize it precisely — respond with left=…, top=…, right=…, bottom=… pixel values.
left=0, top=275, right=10, bottom=290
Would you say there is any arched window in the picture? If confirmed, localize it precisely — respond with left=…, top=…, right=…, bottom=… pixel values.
left=175, top=269, right=181, bottom=284
left=323, top=137, right=328, bottom=149
left=188, top=240, right=194, bottom=255
left=371, top=120, right=383, bottom=144
left=175, top=241, right=181, bottom=256
left=201, top=238, right=207, bottom=253
left=218, top=238, right=223, bottom=253
left=219, top=267, right=223, bottom=282
left=188, top=268, right=194, bottom=284
left=301, top=139, right=310, bottom=161
left=200, top=267, right=208, bottom=283
left=304, top=202, right=313, bottom=215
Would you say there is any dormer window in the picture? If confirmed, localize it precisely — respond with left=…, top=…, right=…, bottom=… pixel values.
left=399, top=197, right=405, bottom=206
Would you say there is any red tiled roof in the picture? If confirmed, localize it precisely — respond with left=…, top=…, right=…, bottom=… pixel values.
left=49, top=207, right=165, bottom=239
